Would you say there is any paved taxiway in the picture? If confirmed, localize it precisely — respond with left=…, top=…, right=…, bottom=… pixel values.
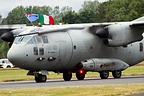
left=0, top=76, right=144, bottom=89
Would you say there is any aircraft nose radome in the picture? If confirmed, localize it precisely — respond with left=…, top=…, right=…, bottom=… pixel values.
left=7, top=48, right=15, bottom=62
left=7, top=46, right=24, bottom=67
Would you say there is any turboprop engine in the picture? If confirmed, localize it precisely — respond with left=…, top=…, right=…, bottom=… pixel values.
left=96, top=23, right=143, bottom=47
left=1, top=27, right=25, bottom=47
left=76, top=58, right=129, bottom=72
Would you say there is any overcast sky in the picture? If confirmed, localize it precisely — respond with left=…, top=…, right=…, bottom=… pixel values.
left=0, top=0, right=107, bottom=18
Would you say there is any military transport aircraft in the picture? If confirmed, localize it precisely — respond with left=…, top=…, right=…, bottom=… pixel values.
left=1, top=16, right=144, bottom=83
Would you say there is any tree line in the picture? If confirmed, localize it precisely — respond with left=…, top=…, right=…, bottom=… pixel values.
left=0, top=0, right=144, bottom=58
left=1, top=0, right=144, bottom=25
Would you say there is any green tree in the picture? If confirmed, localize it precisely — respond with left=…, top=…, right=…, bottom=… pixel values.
left=62, top=10, right=78, bottom=24
left=2, top=6, right=54, bottom=25
left=61, top=0, right=100, bottom=24
left=0, top=41, right=9, bottom=58
left=78, top=0, right=100, bottom=23
left=60, top=6, right=74, bottom=24
left=5, top=6, right=26, bottom=24
left=97, top=0, right=144, bottom=22
left=51, top=6, right=60, bottom=24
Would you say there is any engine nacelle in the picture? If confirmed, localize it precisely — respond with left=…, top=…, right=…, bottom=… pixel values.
left=77, top=58, right=129, bottom=72
left=1, top=32, right=14, bottom=42
left=96, top=23, right=143, bottom=47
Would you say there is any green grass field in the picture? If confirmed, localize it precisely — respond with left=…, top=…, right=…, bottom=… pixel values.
left=0, top=62, right=144, bottom=82
left=0, top=62, right=144, bottom=96
left=0, top=84, right=144, bottom=96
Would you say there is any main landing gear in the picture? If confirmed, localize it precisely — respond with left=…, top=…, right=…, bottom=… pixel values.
left=100, top=71, right=109, bottom=79
left=99, top=70, right=122, bottom=79
left=28, top=70, right=122, bottom=83
left=63, top=72, right=72, bottom=81
left=62, top=70, right=122, bottom=81
left=112, top=70, right=122, bottom=78
left=63, top=70, right=86, bottom=81
left=76, top=70, right=86, bottom=80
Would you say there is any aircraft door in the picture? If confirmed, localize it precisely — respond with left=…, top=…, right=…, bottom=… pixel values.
left=55, top=32, right=72, bottom=69
left=42, top=32, right=72, bottom=70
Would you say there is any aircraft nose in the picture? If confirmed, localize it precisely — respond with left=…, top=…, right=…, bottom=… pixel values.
left=7, top=45, right=24, bottom=67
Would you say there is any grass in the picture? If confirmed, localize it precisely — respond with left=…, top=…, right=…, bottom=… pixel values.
left=0, top=84, right=144, bottom=96
left=0, top=62, right=144, bottom=82
left=0, top=63, right=144, bottom=96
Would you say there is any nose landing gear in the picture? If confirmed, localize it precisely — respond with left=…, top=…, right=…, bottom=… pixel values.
left=27, top=70, right=48, bottom=83
left=35, top=74, right=47, bottom=83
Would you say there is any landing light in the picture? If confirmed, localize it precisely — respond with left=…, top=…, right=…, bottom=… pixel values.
left=79, top=70, right=85, bottom=74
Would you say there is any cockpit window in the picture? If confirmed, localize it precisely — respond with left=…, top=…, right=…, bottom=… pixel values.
left=14, top=35, right=36, bottom=44
left=42, top=36, right=48, bottom=43
left=27, top=37, right=36, bottom=44
left=36, top=36, right=42, bottom=43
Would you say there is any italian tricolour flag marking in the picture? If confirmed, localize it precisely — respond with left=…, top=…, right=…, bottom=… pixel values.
left=39, top=14, right=54, bottom=25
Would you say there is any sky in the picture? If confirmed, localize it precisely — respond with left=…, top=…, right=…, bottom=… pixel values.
left=0, top=0, right=107, bottom=18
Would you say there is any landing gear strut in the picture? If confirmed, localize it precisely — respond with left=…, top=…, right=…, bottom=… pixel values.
left=100, top=71, right=109, bottom=79
left=35, top=74, right=47, bottom=83
left=63, top=72, right=72, bottom=81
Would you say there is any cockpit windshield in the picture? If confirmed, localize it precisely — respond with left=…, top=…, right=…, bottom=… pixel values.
left=14, top=35, right=36, bottom=44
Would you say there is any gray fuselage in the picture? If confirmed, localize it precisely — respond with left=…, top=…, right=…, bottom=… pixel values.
left=7, top=26, right=144, bottom=71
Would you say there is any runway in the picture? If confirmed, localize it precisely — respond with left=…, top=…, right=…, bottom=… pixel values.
left=0, top=76, right=144, bottom=89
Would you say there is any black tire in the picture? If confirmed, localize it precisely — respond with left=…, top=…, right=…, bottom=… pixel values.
left=112, top=71, right=122, bottom=78
left=35, top=74, right=47, bottom=83
left=76, top=72, right=85, bottom=80
left=100, top=71, right=109, bottom=79
left=7, top=66, right=11, bottom=68
left=63, top=72, right=72, bottom=81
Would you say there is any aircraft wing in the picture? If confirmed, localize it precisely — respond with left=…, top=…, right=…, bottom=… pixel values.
left=130, top=21, right=144, bottom=27
left=17, top=23, right=117, bottom=36
left=0, top=24, right=26, bottom=35
left=16, top=16, right=144, bottom=47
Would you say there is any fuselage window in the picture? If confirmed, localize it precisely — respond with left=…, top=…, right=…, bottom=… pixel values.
left=140, top=42, right=143, bottom=52
left=33, top=47, right=38, bottom=55
left=39, top=48, right=44, bottom=55
left=42, top=36, right=48, bottom=43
